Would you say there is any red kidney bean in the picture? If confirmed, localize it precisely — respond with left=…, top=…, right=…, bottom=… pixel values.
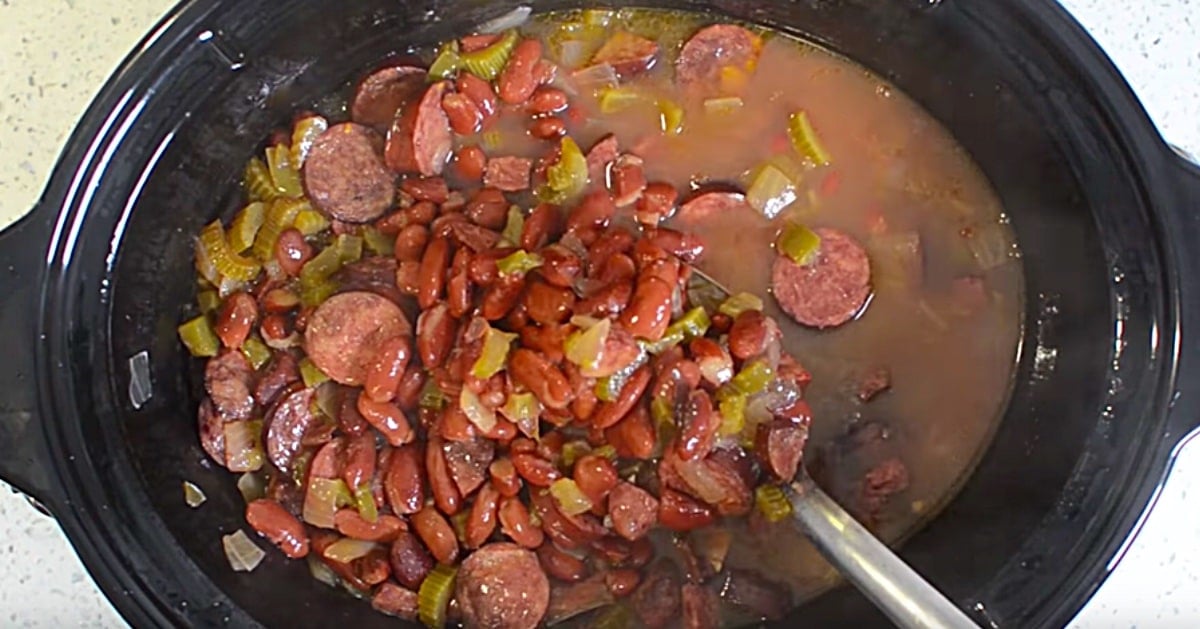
left=499, top=496, right=544, bottom=549
left=538, top=543, right=589, bottom=582
left=509, top=348, right=572, bottom=410
left=628, top=537, right=654, bottom=568
left=385, top=443, right=424, bottom=515
left=566, top=189, right=616, bottom=233
left=442, top=91, right=483, bottom=135
left=587, top=228, right=636, bottom=274
left=465, top=483, right=500, bottom=549
left=574, top=454, right=618, bottom=503
left=274, top=228, right=313, bottom=277
left=396, top=260, right=421, bottom=296
left=529, top=116, right=567, bottom=140
left=658, top=490, right=716, bottom=532
left=497, top=39, right=542, bottom=104
left=260, top=287, right=299, bottom=314
left=215, top=292, right=257, bottom=349
left=394, top=365, right=426, bottom=412
left=517, top=203, right=555, bottom=249
left=524, top=280, right=575, bottom=325
left=426, top=435, right=463, bottom=515
left=335, top=510, right=405, bottom=543
left=457, top=72, right=498, bottom=119
left=611, top=159, right=647, bottom=207
left=511, top=452, right=562, bottom=487
left=728, top=309, right=770, bottom=361
left=417, top=236, right=450, bottom=309
left=389, top=530, right=435, bottom=590
left=591, top=366, right=652, bottom=429
left=565, top=362, right=598, bottom=423
left=645, top=227, right=705, bottom=263
left=416, top=302, right=455, bottom=368
left=635, top=182, right=679, bottom=225
left=527, top=87, right=569, bottom=115
left=489, top=458, right=522, bottom=497
left=480, top=275, right=526, bottom=321
left=576, top=281, right=633, bottom=319
left=538, top=245, right=582, bottom=289
left=447, top=271, right=473, bottom=318
left=245, top=499, right=309, bottom=558
left=454, top=145, right=488, bottom=182
left=309, top=437, right=346, bottom=479
left=677, top=390, right=719, bottom=461
left=342, top=431, right=378, bottom=490
left=606, top=405, right=656, bottom=460
left=393, top=224, right=429, bottom=262
left=537, top=431, right=565, bottom=462
left=606, top=569, right=642, bottom=598
left=519, top=322, right=570, bottom=364
left=365, top=336, right=412, bottom=403
left=596, top=253, right=637, bottom=286
left=408, top=200, right=438, bottom=225
left=411, top=506, right=460, bottom=564
left=466, top=187, right=509, bottom=230
left=620, top=277, right=673, bottom=340
left=356, top=395, right=414, bottom=446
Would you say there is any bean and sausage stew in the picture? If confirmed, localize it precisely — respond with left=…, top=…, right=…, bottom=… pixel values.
left=179, top=8, right=1021, bottom=629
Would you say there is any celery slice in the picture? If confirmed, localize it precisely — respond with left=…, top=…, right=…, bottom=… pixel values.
left=178, top=315, right=220, bottom=357
left=788, top=110, right=831, bottom=166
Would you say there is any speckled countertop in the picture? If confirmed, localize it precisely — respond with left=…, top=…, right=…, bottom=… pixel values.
left=0, top=0, right=1197, bottom=626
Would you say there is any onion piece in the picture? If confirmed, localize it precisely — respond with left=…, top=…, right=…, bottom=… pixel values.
left=550, top=478, right=594, bottom=516
left=475, top=6, right=531, bottom=34
left=571, top=63, right=618, bottom=93
left=307, top=554, right=340, bottom=588
left=223, top=530, right=266, bottom=572
left=564, top=318, right=611, bottom=373
left=182, top=481, right=207, bottom=508
left=323, top=538, right=377, bottom=563
left=966, top=223, right=1016, bottom=271
left=237, top=472, right=266, bottom=503
left=304, top=477, right=353, bottom=529
left=460, top=387, right=498, bottom=434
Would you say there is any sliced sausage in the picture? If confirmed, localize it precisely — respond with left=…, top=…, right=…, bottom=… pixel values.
left=585, top=134, right=619, bottom=187
left=590, top=30, right=659, bottom=78
left=483, top=156, right=533, bottom=192
left=304, top=122, right=396, bottom=223
left=676, top=24, right=762, bottom=92
left=351, top=65, right=426, bottom=130
left=631, top=561, right=682, bottom=629
left=304, top=291, right=412, bottom=386
left=771, top=227, right=872, bottom=329
left=253, top=351, right=300, bottom=407
left=389, top=530, right=436, bottom=589
left=857, top=366, right=892, bottom=402
left=675, top=191, right=750, bottom=225
left=546, top=576, right=615, bottom=625
left=442, top=437, right=496, bottom=497
left=385, top=81, right=454, bottom=177
left=264, top=388, right=317, bottom=473
left=371, top=582, right=419, bottom=621
left=717, top=569, right=792, bottom=621
left=204, top=350, right=256, bottom=420
left=755, top=419, right=809, bottom=481
left=334, top=257, right=404, bottom=307
left=681, top=583, right=720, bottom=629
left=608, top=481, right=659, bottom=541
left=197, top=398, right=226, bottom=465
left=455, top=542, right=550, bottom=629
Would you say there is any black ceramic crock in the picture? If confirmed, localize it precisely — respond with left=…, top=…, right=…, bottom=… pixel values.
left=0, top=0, right=1197, bottom=627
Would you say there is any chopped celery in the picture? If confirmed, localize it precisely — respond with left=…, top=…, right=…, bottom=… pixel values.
left=224, top=420, right=265, bottom=473
left=418, top=564, right=458, bottom=628
left=290, top=115, right=329, bottom=170
left=450, top=510, right=471, bottom=544
left=788, top=110, right=831, bottom=166
left=355, top=482, right=378, bottom=523
left=717, top=393, right=747, bottom=437
left=718, top=292, right=764, bottom=318
left=721, top=360, right=775, bottom=400
left=362, top=226, right=394, bottom=256
left=300, top=357, right=330, bottom=388
left=776, top=222, right=822, bottom=265
left=196, top=289, right=221, bottom=313
left=323, top=538, right=377, bottom=563
left=658, top=98, right=685, bottom=135
left=650, top=395, right=673, bottom=427
left=299, top=277, right=338, bottom=308
left=549, top=478, right=593, bottom=516
left=243, top=157, right=277, bottom=202
left=745, top=163, right=797, bottom=219
left=183, top=481, right=207, bottom=508
left=299, top=234, right=361, bottom=306
left=429, top=41, right=461, bottom=80
left=419, top=379, right=447, bottom=410
left=293, top=207, right=330, bottom=236
left=755, top=485, right=794, bottom=523
left=198, top=221, right=262, bottom=282
left=643, top=307, right=710, bottom=354
left=592, top=444, right=617, bottom=460
left=497, top=249, right=544, bottom=277
left=303, top=477, right=354, bottom=529
left=594, top=374, right=621, bottom=403
left=537, top=136, right=588, bottom=203
left=241, top=335, right=272, bottom=370
left=560, top=440, right=591, bottom=469
left=599, top=86, right=651, bottom=114
left=228, top=202, right=266, bottom=253
left=251, top=197, right=304, bottom=261
left=589, top=604, right=633, bottom=629
left=482, top=130, right=504, bottom=151
left=472, top=325, right=517, bottom=379
left=499, top=205, right=524, bottom=247
left=460, top=29, right=518, bottom=81
left=459, top=387, right=498, bottom=434
left=564, top=318, right=611, bottom=373
left=335, top=233, right=364, bottom=264
left=178, top=315, right=220, bottom=357
left=703, top=96, right=744, bottom=116
left=265, top=143, right=304, bottom=198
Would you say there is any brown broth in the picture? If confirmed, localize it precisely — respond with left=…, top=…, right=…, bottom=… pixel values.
left=528, top=9, right=1023, bottom=606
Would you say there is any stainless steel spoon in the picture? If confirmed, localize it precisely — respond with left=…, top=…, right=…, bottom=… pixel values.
left=689, top=268, right=977, bottom=629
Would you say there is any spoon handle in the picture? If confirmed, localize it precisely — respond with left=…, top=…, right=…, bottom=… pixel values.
left=787, top=477, right=979, bottom=629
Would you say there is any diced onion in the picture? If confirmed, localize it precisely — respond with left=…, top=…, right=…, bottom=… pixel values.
left=571, top=63, right=618, bottom=92
left=183, top=481, right=207, bottom=508
left=500, top=392, right=541, bottom=439
left=224, top=420, right=265, bottom=473
left=500, top=205, right=524, bottom=247
left=460, top=387, right=498, bottom=434
left=304, top=477, right=353, bottom=529
left=223, top=530, right=266, bottom=572
left=550, top=478, right=593, bottom=516
left=564, top=317, right=611, bottom=372
left=718, top=292, right=764, bottom=318
left=237, top=472, right=266, bottom=503
left=472, top=325, right=517, bottom=379
left=307, top=554, right=341, bottom=587
left=323, top=538, right=377, bottom=563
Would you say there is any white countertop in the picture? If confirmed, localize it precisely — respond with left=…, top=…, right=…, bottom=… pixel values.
left=0, top=0, right=1197, bottom=626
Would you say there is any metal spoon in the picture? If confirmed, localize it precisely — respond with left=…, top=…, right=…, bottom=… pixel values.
left=688, top=268, right=977, bottom=629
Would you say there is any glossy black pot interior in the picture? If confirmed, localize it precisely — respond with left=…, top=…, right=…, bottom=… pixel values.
left=1, top=0, right=1199, bottom=627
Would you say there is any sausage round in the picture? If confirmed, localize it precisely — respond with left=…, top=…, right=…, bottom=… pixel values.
left=455, top=542, right=550, bottom=629
left=675, top=24, right=762, bottom=92
left=204, top=350, right=255, bottom=420
left=674, top=191, right=751, bottom=225
left=590, top=31, right=659, bottom=79
left=351, top=65, right=426, bottom=130
left=303, top=122, right=396, bottom=223
left=264, top=388, right=317, bottom=473
left=771, top=227, right=872, bottom=329
left=608, top=481, right=659, bottom=541
left=304, top=291, right=412, bottom=386
left=385, top=81, right=454, bottom=177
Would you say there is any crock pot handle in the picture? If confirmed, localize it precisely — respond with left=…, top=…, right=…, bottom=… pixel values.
left=0, top=201, right=59, bottom=507
left=1166, top=151, right=1200, bottom=444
